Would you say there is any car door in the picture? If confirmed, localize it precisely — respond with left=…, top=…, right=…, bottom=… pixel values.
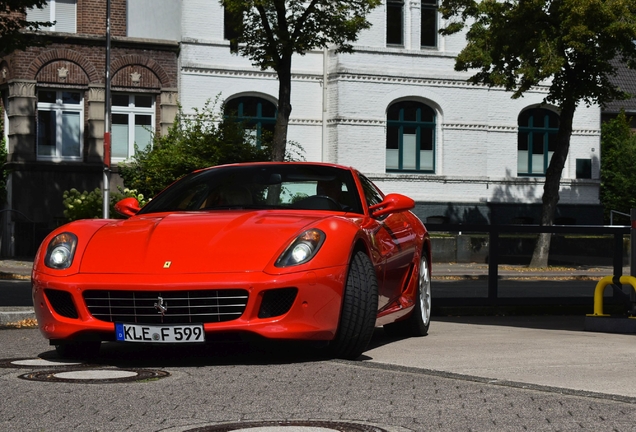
left=357, top=174, right=417, bottom=311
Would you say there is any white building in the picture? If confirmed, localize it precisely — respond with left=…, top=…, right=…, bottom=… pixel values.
left=181, top=0, right=601, bottom=224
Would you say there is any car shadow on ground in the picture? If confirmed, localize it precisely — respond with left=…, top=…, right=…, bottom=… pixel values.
left=362, top=315, right=604, bottom=355
left=37, top=335, right=335, bottom=368
left=32, top=317, right=600, bottom=368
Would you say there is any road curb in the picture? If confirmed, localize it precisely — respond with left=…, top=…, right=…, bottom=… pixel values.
left=0, top=307, right=36, bottom=325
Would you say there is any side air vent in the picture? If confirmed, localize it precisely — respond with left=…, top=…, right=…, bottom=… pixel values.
left=45, top=289, right=79, bottom=319
left=258, top=288, right=298, bottom=319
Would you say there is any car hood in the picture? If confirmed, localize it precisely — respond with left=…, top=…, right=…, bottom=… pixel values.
left=79, top=211, right=328, bottom=274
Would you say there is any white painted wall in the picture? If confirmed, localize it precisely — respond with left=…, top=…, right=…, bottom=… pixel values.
left=127, top=0, right=181, bottom=41
left=177, top=0, right=602, bottom=219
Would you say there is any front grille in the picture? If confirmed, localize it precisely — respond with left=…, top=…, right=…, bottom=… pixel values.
left=83, top=289, right=249, bottom=324
left=45, top=289, right=79, bottom=319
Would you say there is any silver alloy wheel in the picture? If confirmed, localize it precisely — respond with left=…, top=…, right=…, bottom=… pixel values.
left=418, top=256, right=431, bottom=326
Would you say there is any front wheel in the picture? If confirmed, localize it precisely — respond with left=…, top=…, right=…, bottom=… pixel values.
left=328, top=251, right=378, bottom=360
left=384, top=252, right=431, bottom=337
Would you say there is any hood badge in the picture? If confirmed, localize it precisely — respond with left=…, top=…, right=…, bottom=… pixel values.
left=154, top=296, right=168, bottom=316
left=163, top=261, right=172, bottom=269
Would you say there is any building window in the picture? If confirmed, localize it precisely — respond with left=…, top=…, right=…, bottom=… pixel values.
left=387, top=0, right=404, bottom=46
left=37, top=90, right=82, bottom=160
left=517, top=108, right=559, bottom=176
left=27, top=0, right=77, bottom=33
left=224, top=6, right=242, bottom=41
left=421, top=0, right=438, bottom=47
left=111, top=94, right=155, bottom=161
left=386, top=100, right=435, bottom=172
left=224, top=96, right=276, bottom=147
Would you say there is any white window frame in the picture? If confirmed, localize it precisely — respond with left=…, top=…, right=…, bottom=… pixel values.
left=27, top=0, right=77, bottom=33
left=36, top=90, right=84, bottom=161
left=111, top=94, right=155, bottom=162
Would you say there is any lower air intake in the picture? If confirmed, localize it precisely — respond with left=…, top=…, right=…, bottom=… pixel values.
left=83, top=289, right=249, bottom=324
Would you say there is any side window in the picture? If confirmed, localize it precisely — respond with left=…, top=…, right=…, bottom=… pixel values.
left=224, top=96, right=276, bottom=147
left=517, top=108, right=559, bottom=176
left=386, top=100, right=436, bottom=172
left=357, top=174, right=384, bottom=208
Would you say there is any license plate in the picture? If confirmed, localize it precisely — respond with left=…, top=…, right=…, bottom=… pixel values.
left=115, top=323, right=205, bottom=343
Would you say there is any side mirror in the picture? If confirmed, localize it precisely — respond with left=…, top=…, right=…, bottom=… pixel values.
left=114, top=197, right=141, bottom=218
left=370, top=193, right=415, bottom=218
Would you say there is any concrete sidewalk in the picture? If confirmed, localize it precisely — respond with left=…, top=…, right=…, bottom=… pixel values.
left=366, top=315, right=636, bottom=400
left=0, top=259, right=32, bottom=279
left=433, top=262, right=626, bottom=279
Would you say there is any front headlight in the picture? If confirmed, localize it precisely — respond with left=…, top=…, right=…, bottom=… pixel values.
left=275, top=229, right=325, bottom=267
left=45, top=233, right=78, bottom=269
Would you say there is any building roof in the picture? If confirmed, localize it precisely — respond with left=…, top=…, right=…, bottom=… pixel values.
left=604, top=59, right=636, bottom=114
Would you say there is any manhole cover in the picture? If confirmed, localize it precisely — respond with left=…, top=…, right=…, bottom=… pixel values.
left=0, top=358, right=84, bottom=368
left=18, top=367, right=170, bottom=383
left=187, top=421, right=393, bottom=432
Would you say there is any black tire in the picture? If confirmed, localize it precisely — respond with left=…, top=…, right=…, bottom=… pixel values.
left=55, top=341, right=101, bottom=360
left=329, top=251, right=379, bottom=360
left=384, top=252, right=432, bottom=337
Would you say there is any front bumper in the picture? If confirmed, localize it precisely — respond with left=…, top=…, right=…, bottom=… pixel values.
left=32, top=266, right=347, bottom=343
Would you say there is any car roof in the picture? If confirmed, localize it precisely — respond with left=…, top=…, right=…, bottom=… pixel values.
left=194, top=161, right=357, bottom=174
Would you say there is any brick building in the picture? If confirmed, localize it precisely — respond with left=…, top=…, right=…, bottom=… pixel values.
left=0, top=0, right=180, bottom=256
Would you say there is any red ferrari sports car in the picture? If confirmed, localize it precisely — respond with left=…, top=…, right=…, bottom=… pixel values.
left=32, top=162, right=431, bottom=359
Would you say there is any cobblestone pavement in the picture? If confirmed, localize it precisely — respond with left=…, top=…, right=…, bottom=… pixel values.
left=2, top=322, right=636, bottom=432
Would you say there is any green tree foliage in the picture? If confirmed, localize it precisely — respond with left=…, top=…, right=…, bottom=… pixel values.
left=439, top=0, right=636, bottom=266
left=62, top=188, right=148, bottom=222
left=221, top=0, right=381, bottom=161
left=600, top=111, right=636, bottom=224
left=118, top=99, right=271, bottom=199
left=0, top=0, right=53, bottom=54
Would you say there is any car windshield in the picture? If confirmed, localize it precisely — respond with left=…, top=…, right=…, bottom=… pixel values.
left=138, top=164, right=364, bottom=215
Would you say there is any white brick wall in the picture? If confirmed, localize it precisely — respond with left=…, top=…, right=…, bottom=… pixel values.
left=178, top=1, right=602, bottom=220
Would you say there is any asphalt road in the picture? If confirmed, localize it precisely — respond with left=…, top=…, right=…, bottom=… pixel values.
left=2, top=316, right=636, bottom=432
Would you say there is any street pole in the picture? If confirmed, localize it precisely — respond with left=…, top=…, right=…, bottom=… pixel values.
left=102, top=0, right=111, bottom=218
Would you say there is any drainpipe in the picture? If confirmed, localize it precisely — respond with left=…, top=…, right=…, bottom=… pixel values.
left=5, top=172, right=13, bottom=257
left=103, top=0, right=111, bottom=218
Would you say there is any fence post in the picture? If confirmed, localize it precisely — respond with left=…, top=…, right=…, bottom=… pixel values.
left=631, top=209, right=636, bottom=277
left=630, top=209, right=636, bottom=311
left=488, top=226, right=499, bottom=303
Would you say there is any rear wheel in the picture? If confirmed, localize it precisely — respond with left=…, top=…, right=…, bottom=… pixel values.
left=55, top=341, right=101, bottom=360
left=329, top=251, right=378, bottom=360
left=384, top=252, right=431, bottom=337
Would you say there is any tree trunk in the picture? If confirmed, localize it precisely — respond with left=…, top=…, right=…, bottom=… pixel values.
left=272, top=55, right=293, bottom=162
left=529, top=101, right=576, bottom=268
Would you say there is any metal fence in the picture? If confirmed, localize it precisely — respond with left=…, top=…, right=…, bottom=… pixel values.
left=427, top=224, right=632, bottom=309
